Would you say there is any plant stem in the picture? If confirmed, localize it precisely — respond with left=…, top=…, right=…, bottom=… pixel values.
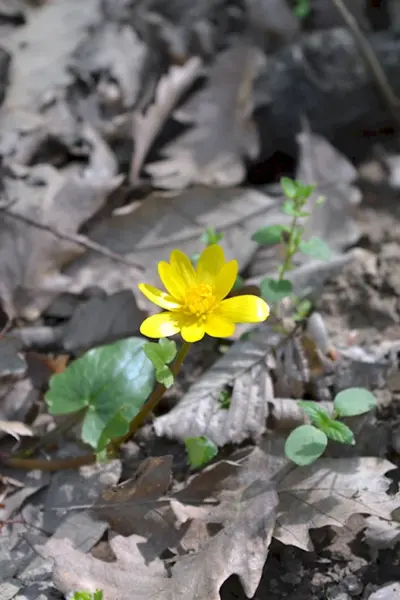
left=278, top=215, right=299, bottom=283
left=115, top=340, right=192, bottom=444
left=2, top=341, right=192, bottom=471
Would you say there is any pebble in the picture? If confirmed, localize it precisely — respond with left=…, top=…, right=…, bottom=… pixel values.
left=344, top=574, right=364, bottom=596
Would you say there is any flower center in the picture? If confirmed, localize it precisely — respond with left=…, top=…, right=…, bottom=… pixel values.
left=184, top=283, right=216, bottom=319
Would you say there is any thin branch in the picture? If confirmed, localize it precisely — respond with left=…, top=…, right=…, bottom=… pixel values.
left=330, top=0, right=400, bottom=126
left=2, top=206, right=144, bottom=271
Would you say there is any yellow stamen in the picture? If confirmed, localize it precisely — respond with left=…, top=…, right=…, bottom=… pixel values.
left=184, top=283, right=216, bottom=318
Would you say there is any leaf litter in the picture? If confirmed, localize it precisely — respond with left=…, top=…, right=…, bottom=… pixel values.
left=0, top=1, right=399, bottom=599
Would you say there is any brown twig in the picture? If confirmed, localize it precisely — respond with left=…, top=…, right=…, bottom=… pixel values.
left=2, top=207, right=144, bottom=271
left=330, top=0, right=400, bottom=126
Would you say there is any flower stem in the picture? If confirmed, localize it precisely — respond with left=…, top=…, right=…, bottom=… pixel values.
left=278, top=215, right=299, bottom=283
left=120, top=340, right=192, bottom=441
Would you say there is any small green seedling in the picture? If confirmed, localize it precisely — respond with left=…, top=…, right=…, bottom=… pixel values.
left=285, top=388, right=377, bottom=466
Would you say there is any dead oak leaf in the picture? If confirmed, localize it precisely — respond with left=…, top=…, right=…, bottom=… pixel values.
left=48, top=449, right=278, bottom=600
left=146, top=44, right=262, bottom=189
left=0, top=162, right=121, bottom=320
left=275, top=456, right=400, bottom=551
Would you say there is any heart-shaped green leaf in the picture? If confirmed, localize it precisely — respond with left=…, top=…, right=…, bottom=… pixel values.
left=260, top=277, right=293, bottom=304
left=285, top=424, right=327, bottom=466
left=251, top=224, right=286, bottom=246
left=299, top=237, right=331, bottom=261
left=45, top=337, right=155, bottom=450
left=334, top=388, right=377, bottom=417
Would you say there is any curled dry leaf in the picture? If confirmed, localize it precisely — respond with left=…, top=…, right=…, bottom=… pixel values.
left=129, top=57, right=203, bottom=187
left=296, top=128, right=361, bottom=251
left=0, top=419, right=33, bottom=440
left=146, top=45, right=262, bottom=189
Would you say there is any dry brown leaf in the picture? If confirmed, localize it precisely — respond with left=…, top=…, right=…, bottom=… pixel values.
left=154, top=324, right=280, bottom=445
left=275, top=457, right=400, bottom=551
left=66, top=185, right=278, bottom=298
left=146, top=45, right=262, bottom=189
left=48, top=448, right=278, bottom=600
left=0, top=162, right=121, bottom=319
left=92, top=456, right=178, bottom=560
left=296, top=128, right=361, bottom=251
left=129, top=57, right=203, bottom=186
left=0, top=419, right=33, bottom=440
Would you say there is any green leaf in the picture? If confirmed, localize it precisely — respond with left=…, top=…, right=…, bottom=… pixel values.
left=299, top=237, right=331, bottom=261
left=334, top=388, right=377, bottom=417
left=45, top=337, right=155, bottom=451
left=298, top=401, right=328, bottom=425
left=185, top=436, right=218, bottom=469
left=144, top=338, right=177, bottom=370
left=156, top=365, right=174, bottom=389
left=298, top=401, right=355, bottom=445
left=293, top=0, right=311, bottom=19
left=282, top=199, right=310, bottom=218
left=251, top=224, right=286, bottom=245
left=260, top=277, right=293, bottom=303
left=320, top=419, right=355, bottom=445
left=284, top=424, right=327, bottom=466
left=191, top=252, right=200, bottom=266
left=281, top=177, right=298, bottom=199
left=201, top=227, right=223, bottom=246
left=218, top=389, right=231, bottom=410
left=293, top=298, right=312, bottom=321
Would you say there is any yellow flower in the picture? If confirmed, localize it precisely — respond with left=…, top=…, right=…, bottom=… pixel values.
left=139, top=245, right=270, bottom=343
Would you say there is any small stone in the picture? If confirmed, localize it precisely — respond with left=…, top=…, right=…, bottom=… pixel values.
left=344, top=574, right=364, bottom=596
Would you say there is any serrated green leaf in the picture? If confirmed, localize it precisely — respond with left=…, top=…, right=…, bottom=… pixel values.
left=45, top=337, right=155, bottom=451
left=334, top=388, right=377, bottom=417
left=251, top=224, right=286, bottom=246
left=282, top=199, right=309, bottom=218
left=320, top=419, right=355, bottom=445
left=185, top=436, right=218, bottom=469
left=298, top=401, right=329, bottom=425
left=260, top=277, right=293, bottom=303
left=299, top=237, right=331, bottom=261
left=156, top=365, right=174, bottom=389
left=201, top=227, right=223, bottom=246
left=281, top=177, right=298, bottom=199
left=284, top=424, right=327, bottom=466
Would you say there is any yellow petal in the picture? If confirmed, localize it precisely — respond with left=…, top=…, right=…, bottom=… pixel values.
left=138, top=284, right=182, bottom=310
left=204, top=314, right=235, bottom=338
left=180, top=320, right=206, bottom=343
left=170, top=249, right=196, bottom=287
left=140, top=312, right=182, bottom=338
left=218, top=295, right=270, bottom=323
left=213, top=260, right=238, bottom=300
left=196, top=244, right=225, bottom=284
left=158, top=262, right=186, bottom=301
